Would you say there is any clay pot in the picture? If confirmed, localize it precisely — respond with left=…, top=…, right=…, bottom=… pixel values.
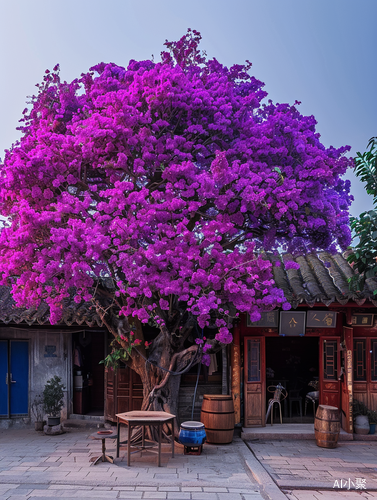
left=34, top=421, right=44, bottom=431
left=354, top=415, right=370, bottom=435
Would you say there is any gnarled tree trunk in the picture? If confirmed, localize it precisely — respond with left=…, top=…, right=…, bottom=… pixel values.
left=104, top=311, right=200, bottom=440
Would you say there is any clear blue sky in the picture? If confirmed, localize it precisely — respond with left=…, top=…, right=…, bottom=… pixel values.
left=0, top=0, right=375, bottom=216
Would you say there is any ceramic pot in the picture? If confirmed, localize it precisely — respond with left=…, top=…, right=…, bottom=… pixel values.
left=179, top=421, right=206, bottom=446
left=370, top=423, right=376, bottom=435
left=47, top=416, right=61, bottom=427
left=354, top=415, right=370, bottom=435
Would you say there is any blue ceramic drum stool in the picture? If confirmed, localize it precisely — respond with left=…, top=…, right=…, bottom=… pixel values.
left=179, top=421, right=206, bottom=455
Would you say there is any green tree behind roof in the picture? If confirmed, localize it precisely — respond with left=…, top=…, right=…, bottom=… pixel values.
left=348, top=137, right=377, bottom=292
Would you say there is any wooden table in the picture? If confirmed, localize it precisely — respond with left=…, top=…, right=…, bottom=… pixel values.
left=116, top=410, right=175, bottom=467
left=89, top=429, right=118, bottom=465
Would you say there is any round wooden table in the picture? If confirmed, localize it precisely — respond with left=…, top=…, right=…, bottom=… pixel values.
left=89, top=429, right=118, bottom=465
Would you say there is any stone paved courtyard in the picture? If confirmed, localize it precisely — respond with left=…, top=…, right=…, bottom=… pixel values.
left=0, top=427, right=263, bottom=500
left=247, top=439, right=377, bottom=491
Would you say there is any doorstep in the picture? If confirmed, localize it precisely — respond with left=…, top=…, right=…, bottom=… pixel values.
left=241, top=423, right=353, bottom=441
left=63, top=413, right=106, bottom=430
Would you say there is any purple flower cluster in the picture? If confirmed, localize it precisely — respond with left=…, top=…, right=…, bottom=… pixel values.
left=0, top=30, right=353, bottom=347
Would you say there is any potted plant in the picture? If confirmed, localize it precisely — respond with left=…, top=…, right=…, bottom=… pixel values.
left=367, top=409, right=377, bottom=435
left=43, top=376, right=65, bottom=426
left=352, top=400, right=370, bottom=434
left=31, top=394, right=45, bottom=431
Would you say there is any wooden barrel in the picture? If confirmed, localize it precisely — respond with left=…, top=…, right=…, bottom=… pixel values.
left=200, top=395, right=235, bottom=444
left=314, top=405, right=340, bottom=449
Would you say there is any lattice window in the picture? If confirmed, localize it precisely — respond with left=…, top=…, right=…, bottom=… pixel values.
left=353, top=339, right=366, bottom=381
left=247, top=339, right=260, bottom=382
left=371, top=340, right=377, bottom=381
left=323, top=340, right=337, bottom=380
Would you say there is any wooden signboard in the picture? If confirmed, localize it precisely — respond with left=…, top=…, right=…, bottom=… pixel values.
left=306, top=311, right=337, bottom=328
left=247, top=311, right=279, bottom=328
left=279, top=311, right=306, bottom=336
left=351, top=314, right=374, bottom=327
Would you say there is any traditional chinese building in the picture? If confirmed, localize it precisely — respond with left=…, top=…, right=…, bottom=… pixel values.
left=231, top=251, right=377, bottom=434
left=2, top=251, right=377, bottom=435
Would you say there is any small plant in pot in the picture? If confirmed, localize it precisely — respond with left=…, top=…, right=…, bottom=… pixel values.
left=353, top=400, right=370, bottom=435
left=43, top=376, right=65, bottom=426
left=31, top=394, right=45, bottom=431
left=367, top=409, right=377, bottom=435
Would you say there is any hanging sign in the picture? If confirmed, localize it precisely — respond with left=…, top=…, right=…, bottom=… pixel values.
left=306, top=311, right=337, bottom=328
left=279, top=311, right=306, bottom=336
left=247, top=310, right=279, bottom=328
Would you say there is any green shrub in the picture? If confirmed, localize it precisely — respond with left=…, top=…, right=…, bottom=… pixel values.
left=42, top=376, right=65, bottom=417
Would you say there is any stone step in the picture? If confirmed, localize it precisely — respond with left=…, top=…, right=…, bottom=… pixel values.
left=242, top=423, right=353, bottom=441
left=62, top=418, right=107, bottom=430
left=69, top=413, right=105, bottom=421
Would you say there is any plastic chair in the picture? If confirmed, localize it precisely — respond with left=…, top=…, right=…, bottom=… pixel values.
left=266, top=384, right=287, bottom=425
left=304, top=391, right=319, bottom=415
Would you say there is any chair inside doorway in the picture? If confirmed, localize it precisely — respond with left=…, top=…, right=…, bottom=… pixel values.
left=265, top=336, right=319, bottom=423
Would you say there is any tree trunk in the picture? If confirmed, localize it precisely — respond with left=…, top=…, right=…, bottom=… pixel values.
left=130, top=341, right=198, bottom=439
left=99, top=306, right=200, bottom=440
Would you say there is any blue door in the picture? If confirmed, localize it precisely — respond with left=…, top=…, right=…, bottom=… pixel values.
left=0, top=340, right=29, bottom=417
left=0, top=341, right=8, bottom=416
left=10, top=341, right=29, bottom=415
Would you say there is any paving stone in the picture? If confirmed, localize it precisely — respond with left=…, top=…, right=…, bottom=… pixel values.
left=5, top=496, right=35, bottom=500
left=191, top=495, right=218, bottom=500
left=118, top=493, right=143, bottom=499
left=166, top=493, right=191, bottom=500
left=217, top=494, right=245, bottom=500
left=153, top=474, right=179, bottom=480
left=228, top=489, right=258, bottom=494
left=142, top=493, right=167, bottom=499
left=158, top=487, right=180, bottom=491
left=70, top=491, right=118, bottom=498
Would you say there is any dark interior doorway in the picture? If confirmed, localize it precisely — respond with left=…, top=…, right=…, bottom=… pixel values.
left=265, top=336, right=319, bottom=423
left=73, top=330, right=105, bottom=416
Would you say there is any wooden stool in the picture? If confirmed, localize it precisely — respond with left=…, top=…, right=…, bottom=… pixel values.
left=89, top=430, right=117, bottom=465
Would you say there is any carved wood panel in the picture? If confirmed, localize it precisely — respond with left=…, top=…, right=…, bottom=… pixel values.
left=105, top=366, right=143, bottom=421
left=320, top=337, right=340, bottom=410
left=324, top=382, right=338, bottom=391
left=244, top=337, right=265, bottom=427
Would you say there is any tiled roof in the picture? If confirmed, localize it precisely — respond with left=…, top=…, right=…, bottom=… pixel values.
left=0, top=252, right=375, bottom=326
left=266, top=251, right=377, bottom=309
left=0, top=287, right=104, bottom=327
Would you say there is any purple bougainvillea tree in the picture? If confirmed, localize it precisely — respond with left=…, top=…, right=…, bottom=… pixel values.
left=0, top=30, right=353, bottom=419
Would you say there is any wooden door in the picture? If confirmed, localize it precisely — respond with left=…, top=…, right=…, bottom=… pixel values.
left=353, top=337, right=377, bottom=412
left=244, top=337, right=265, bottom=427
left=0, top=340, right=8, bottom=417
left=320, top=336, right=340, bottom=409
left=341, top=327, right=353, bottom=433
left=105, top=365, right=143, bottom=422
left=369, top=338, right=377, bottom=411
left=0, top=340, right=29, bottom=417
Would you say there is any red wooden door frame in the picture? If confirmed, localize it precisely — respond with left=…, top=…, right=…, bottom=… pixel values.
left=319, top=336, right=341, bottom=409
left=341, top=327, right=353, bottom=433
left=244, top=336, right=266, bottom=427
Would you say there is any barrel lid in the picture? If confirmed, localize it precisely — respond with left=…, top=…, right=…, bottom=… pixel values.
left=203, top=394, right=232, bottom=400
left=180, top=421, right=205, bottom=430
left=318, top=405, right=338, bottom=410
